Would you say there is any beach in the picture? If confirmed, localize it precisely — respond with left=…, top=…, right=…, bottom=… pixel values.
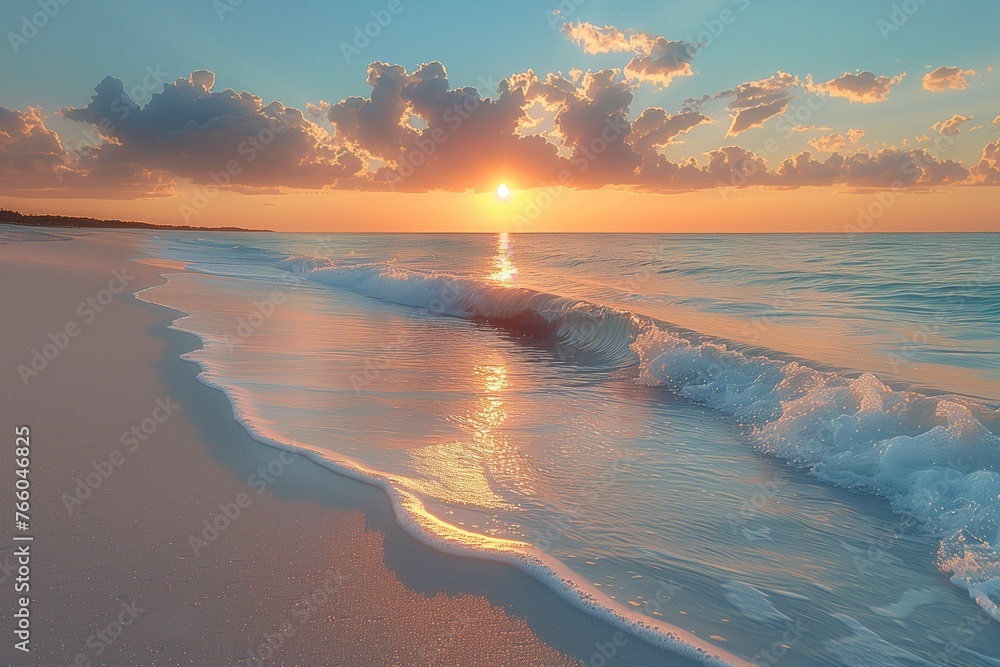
left=2, top=228, right=998, bottom=666
left=3, top=2, right=998, bottom=664
left=0, top=231, right=690, bottom=666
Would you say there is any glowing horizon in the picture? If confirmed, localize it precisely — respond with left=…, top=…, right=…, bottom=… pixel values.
left=0, top=1, right=997, bottom=231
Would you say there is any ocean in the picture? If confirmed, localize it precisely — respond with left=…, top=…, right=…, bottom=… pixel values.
left=136, top=232, right=1000, bottom=666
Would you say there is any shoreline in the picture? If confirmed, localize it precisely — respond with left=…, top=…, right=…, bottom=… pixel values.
left=136, top=236, right=746, bottom=665
left=137, top=256, right=748, bottom=667
left=1, top=229, right=710, bottom=665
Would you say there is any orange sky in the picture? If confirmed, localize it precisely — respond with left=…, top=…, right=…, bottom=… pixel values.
left=5, top=185, right=998, bottom=233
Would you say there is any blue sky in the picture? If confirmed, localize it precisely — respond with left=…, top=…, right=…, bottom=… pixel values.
left=4, top=0, right=996, bottom=113
left=1, top=0, right=998, bottom=207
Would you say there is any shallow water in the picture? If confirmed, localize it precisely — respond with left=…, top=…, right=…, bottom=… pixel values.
left=137, top=232, right=1000, bottom=666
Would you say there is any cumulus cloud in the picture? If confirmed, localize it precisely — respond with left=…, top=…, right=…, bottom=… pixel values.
left=969, top=138, right=1000, bottom=184
left=515, top=68, right=640, bottom=184
left=807, top=71, right=905, bottom=103
left=62, top=71, right=362, bottom=189
left=808, top=129, right=865, bottom=153
left=0, top=105, right=169, bottom=197
left=717, top=72, right=799, bottom=135
left=4, top=60, right=999, bottom=198
left=561, top=22, right=632, bottom=54
left=774, top=147, right=969, bottom=189
left=0, top=107, right=65, bottom=174
left=561, top=21, right=699, bottom=88
left=629, top=107, right=711, bottom=166
left=323, top=62, right=569, bottom=191
left=932, top=114, right=973, bottom=137
left=922, top=66, right=977, bottom=92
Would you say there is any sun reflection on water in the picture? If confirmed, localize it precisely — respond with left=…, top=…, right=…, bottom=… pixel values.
left=400, top=363, right=532, bottom=510
left=488, top=232, right=519, bottom=286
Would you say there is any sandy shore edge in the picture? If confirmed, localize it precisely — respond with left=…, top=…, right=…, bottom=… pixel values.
left=1, top=229, right=707, bottom=666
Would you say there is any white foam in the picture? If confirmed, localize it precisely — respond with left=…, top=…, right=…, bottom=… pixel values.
left=134, top=274, right=752, bottom=667
left=633, top=326, right=1000, bottom=623
left=871, top=588, right=943, bottom=620
left=138, top=244, right=1000, bottom=651
left=722, top=581, right=791, bottom=623
left=825, top=614, right=929, bottom=666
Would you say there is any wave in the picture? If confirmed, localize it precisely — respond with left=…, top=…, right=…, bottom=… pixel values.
left=279, top=253, right=1000, bottom=624
left=277, top=255, right=643, bottom=363
left=136, top=261, right=749, bottom=667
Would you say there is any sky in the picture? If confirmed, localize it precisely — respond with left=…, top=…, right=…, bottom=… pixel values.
left=1, top=0, right=998, bottom=231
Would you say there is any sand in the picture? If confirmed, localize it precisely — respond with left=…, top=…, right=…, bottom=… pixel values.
left=0, top=230, right=699, bottom=666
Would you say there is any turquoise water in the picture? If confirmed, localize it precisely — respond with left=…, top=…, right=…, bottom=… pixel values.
left=138, top=232, right=1000, bottom=666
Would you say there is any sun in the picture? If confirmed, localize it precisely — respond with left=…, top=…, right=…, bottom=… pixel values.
left=496, top=183, right=511, bottom=200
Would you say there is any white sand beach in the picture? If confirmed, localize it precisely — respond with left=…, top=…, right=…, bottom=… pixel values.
left=0, top=231, right=697, bottom=666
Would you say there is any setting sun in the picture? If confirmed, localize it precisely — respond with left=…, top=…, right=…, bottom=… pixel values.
left=3, top=4, right=999, bottom=666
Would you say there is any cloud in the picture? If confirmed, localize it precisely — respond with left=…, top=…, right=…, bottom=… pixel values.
left=5, top=61, right=1000, bottom=198
left=561, top=22, right=631, bottom=54
left=0, top=105, right=169, bottom=197
left=807, top=71, right=905, bottom=103
left=533, top=68, right=641, bottom=183
left=808, top=129, right=865, bottom=152
left=561, top=21, right=699, bottom=88
left=324, top=62, right=416, bottom=161
left=969, top=138, right=1000, bottom=184
left=636, top=144, right=775, bottom=190
left=774, top=147, right=969, bottom=189
left=717, top=72, right=799, bottom=135
left=629, top=107, right=711, bottom=166
left=0, top=106, right=65, bottom=174
left=680, top=94, right=712, bottom=113
left=63, top=71, right=362, bottom=189
left=993, top=115, right=1000, bottom=126
left=324, top=62, right=570, bottom=191
left=922, top=66, right=977, bottom=92
left=932, top=114, right=973, bottom=137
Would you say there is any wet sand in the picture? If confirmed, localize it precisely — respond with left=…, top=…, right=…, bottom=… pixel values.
left=0, top=231, right=695, bottom=666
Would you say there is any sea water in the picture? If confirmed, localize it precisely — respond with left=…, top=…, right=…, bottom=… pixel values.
left=136, top=232, right=1000, bottom=666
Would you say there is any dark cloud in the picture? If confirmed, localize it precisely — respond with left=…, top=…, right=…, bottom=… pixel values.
left=932, top=114, right=973, bottom=137
left=775, top=147, right=969, bottom=188
left=63, top=71, right=362, bottom=188
left=629, top=108, right=712, bottom=167
left=970, top=138, right=1000, bottom=184
left=2, top=61, right=995, bottom=198
left=0, top=105, right=168, bottom=197
left=717, top=72, right=799, bottom=135
left=325, top=62, right=569, bottom=191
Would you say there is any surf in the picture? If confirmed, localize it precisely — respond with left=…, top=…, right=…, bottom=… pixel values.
left=278, top=252, right=1000, bottom=624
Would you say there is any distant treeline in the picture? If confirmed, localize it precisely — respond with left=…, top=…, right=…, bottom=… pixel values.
left=0, top=209, right=263, bottom=232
